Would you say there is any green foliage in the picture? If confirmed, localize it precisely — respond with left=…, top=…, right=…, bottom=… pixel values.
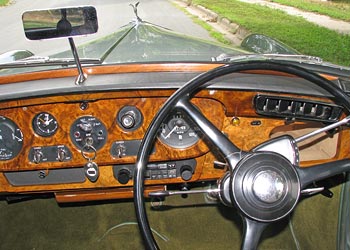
left=271, top=0, right=350, bottom=21
left=193, top=0, right=350, bottom=66
left=192, top=17, right=232, bottom=45
left=0, top=0, right=9, bottom=6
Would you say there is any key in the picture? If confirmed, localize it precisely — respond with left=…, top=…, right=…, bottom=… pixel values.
left=84, top=161, right=99, bottom=182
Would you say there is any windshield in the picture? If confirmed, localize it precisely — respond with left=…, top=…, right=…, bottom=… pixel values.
left=0, top=0, right=349, bottom=75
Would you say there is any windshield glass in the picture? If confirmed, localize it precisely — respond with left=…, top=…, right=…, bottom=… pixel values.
left=0, top=0, right=349, bottom=75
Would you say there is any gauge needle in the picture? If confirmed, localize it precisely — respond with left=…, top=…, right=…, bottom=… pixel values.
left=12, top=134, right=22, bottom=142
left=39, top=117, right=53, bottom=127
left=45, top=119, right=53, bottom=125
left=164, top=125, right=178, bottom=139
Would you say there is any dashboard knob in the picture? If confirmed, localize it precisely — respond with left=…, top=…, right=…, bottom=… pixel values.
left=121, top=111, right=136, bottom=129
left=117, top=169, right=131, bottom=184
left=117, top=106, right=143, bottom=131
left=180, top=165, right=193, bottom=181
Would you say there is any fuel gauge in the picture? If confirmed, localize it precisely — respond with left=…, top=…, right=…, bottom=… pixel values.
left=32, top=112, right=58, bottom=137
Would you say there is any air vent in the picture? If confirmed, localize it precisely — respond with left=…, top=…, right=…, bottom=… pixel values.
left=254, top=95, right=343, bottom=122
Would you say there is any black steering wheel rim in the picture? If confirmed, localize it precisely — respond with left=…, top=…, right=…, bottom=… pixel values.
left=133, top=61, right=350, bottom=250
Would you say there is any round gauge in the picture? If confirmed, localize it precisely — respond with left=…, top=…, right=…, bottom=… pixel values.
left=32, top=112, right=58, bottom=137
left=158, top=111, right=201, bottom=149
left=0, top=116, right=24, bottom=161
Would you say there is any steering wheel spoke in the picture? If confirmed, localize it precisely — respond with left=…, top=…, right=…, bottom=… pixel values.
left=241, top=217, right=269, bottom=250
left=134, top=61, right=350, bottom=250
left=177, top=99, right=243, bottom=168
left=297, top=159, right=350, bottom=189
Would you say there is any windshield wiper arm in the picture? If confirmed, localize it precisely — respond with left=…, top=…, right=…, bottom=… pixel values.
left=0, top=56, right=102, bottom=69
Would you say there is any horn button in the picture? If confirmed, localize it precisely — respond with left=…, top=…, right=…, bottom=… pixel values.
left=228, top=152, right=300, bottom=222
left=252, top=170, right=285, bottom=203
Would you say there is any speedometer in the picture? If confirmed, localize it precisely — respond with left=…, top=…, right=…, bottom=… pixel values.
left=158, top=111, right=200, bottom=149
left=0, top=116, right=23, bottom=161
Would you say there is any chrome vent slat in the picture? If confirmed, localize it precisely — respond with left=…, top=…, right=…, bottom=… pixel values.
left=254, top=95, right=343, bottom=122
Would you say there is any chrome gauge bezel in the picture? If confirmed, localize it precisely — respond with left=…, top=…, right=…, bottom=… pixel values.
left=158, top=110, right=201, bottom=149
left=32, top=112, right=58, bottom=137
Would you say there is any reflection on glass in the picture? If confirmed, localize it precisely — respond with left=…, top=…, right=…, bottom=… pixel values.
left=22, top=6, right=98, bottom=40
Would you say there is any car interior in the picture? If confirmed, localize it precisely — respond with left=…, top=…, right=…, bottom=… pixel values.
left=0, top=3, right=350, bottom=250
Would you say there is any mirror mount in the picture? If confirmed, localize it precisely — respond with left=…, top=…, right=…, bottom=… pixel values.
left=22, top=6, right=98, bottom=85
left=68, top=37, right=86, bottom=85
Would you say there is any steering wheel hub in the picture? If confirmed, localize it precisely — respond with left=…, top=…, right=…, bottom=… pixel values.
left=134, top=62, right=350, bottom=250
left=231, top=152, right=300, bottom=222
left=252, top=170, right=285, bottom=203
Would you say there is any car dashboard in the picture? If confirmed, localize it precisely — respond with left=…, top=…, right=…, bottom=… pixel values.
left=0, top=63, right=348, bottom=203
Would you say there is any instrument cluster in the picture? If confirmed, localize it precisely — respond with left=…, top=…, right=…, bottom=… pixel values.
left=0, top=104, right=204, bottom=164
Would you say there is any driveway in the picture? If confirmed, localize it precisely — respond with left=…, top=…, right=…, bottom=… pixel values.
left=0, top=0, right=213, bottom=56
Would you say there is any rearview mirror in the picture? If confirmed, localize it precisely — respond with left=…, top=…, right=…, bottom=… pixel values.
left=22, top=6, right=98, bottom=40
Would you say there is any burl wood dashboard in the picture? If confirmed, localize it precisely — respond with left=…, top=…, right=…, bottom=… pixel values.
left=0, top=63, right=349, bottom=202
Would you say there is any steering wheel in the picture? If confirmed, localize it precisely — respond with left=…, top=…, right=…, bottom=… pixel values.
left=133, top=61, right=350, bottom=250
